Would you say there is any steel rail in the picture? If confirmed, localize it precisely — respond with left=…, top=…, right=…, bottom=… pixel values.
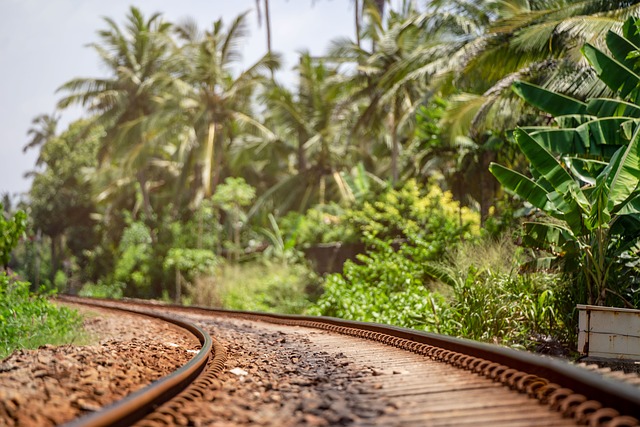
left=139, top=302, right=640, bottom=421
left=57, top=297, right=213, bottom=427
left=59, top=297, right=640, bottom=424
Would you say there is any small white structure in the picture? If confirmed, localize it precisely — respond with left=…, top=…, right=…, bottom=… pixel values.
left=578, top=304, right=640, bottom=360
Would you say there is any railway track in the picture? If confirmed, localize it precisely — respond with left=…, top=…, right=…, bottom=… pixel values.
left=57, top=296, right=640, bottom=426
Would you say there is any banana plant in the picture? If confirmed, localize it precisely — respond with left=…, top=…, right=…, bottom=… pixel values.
left=508, top=17, right=640, bottom=189
left=490, top=127, right=640, bottom=306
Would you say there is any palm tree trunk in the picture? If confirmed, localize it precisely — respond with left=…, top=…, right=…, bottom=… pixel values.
left=391, top=105, right=399, bottom=185
left=135, top=170, right=154, bottom=221
left=297, top=128, right=307, bottom=172
left=479, top=150, right=496, bottom=226
left=204, top=123, right=216, bottom=197
left=50, top=235, right=59, bottom=282
left=265, top=0, right=272, bottom=54
left=355, top=0, right=361, bottom=48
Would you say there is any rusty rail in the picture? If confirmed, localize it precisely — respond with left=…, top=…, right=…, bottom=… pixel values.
left=58, top=298, right=217, bottom=427
left=58, top=297, right=640, bottom=426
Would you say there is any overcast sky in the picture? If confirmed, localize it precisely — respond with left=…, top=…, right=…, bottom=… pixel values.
left=0, top=0, right=367, bottom=199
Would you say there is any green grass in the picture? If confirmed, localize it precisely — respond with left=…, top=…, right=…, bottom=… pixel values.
left=0, top=273, right=84, bottom=359
left=185, top=261, right=313, bottom=314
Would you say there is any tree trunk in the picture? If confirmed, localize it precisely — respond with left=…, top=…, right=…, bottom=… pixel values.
left=175, top=269, right=182, bottom=304
left=203, top=123, right=216, bottom=197
left=355, top=0, right=361, bottom=49
left=479, top=150, right=497, bottom=226
left=50, top=235, right=59, bottom=282
left=391, top=106, right=399, bottom=186
left=265, top=0, right=272, bottom=55
left=297, top=127, right=307, bottom=172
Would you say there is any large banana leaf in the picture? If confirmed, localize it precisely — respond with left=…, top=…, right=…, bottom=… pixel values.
left=563, top=157, right=608, bottom=185
left=512, top=81, right=587, bottom=116
left=606, top=30, right=640, bottom=70
left=586, top=98, right=640, bottom=118
left=488, top=163, right=550, bottom=210
left=522, top=222, right=574, bottom=256
left=526, top=117, right=629, bottom=159
left=554, top=114, right=595, bottom=128
left=515, top=128, right=588, bottom=233
left=514, top=129, right=584, bottom=198
left=608, top=125, right=640, bottom=208
left=582, top=42, right=640, bottom=100
left=623, top=16, right=640, bottom=48
left=616, top=193, right=640, bottom=215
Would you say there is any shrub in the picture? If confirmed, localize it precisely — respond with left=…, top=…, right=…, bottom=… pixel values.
left=310, top=181, right=481, bottom=331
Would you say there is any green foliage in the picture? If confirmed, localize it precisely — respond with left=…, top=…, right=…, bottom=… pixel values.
left=424, top=235, right=566, bottom=346
left=113, top=219, right=153, bottom=297
left=212, top=177, right=257, bottom=260
left=345, top=179, right=480, bottom=243
left=310, top=181, right=482, bottom=330
left=491, top=128, right=640, bottom=306
left=212, top=177, right=257, bottom=214
left=308, top=244, right=450, bottom=330
left=78, top=280, right=125, bottom=299
left=280, top=203, right=355, bottom=247
left=186, top=262, right=313, bottom=314
left=163, top=248, right=218, bottom=280
left=446, top=269, right=563, bottom=347
left=311, top=230, right=567, bottom=349
left=0, top=273, right=83, bottom=358
left=286, top=180, right=480, bottom=249
left=0, top=204, right=27, bottom=270
left=491, top=20, right=640, bottom=307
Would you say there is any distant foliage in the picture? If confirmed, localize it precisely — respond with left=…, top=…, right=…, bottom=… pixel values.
left=186, top=262, right=313, bottom=314
left=311, top=233, right=566, bottom=349
left=0, top=204, right=27, bottom=270
left=112, top=220, right=153, bottom=297
left=285, top=180, right=479, bottom=248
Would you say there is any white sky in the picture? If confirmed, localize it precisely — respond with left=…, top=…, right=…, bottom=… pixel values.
left=0, top=0, right=367, bottom=199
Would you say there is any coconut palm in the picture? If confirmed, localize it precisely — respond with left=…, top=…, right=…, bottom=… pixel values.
left=330, top=1, right=431, bottom=184
left=170, top=13, right=280, bottom=208
left=57, top=6, right=179, bottom=221
left=251, top=52, right=363, bottom=213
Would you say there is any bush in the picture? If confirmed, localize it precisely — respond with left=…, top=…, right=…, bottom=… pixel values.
left=309, top=181, right=481, bottom=331
left=310, top=228, right=568, bottom=350
left=0, top=273, right=83, bottom=359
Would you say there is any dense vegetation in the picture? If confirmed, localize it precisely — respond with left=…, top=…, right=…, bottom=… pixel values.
left=5, top=1, right=640, bottom=354
left=0, top=206, right=82, bottom=358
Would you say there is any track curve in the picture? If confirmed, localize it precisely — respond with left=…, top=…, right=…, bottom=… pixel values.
left=58, top=299, right=223, bottom=427
left=57, top=296, right=640, bottom=426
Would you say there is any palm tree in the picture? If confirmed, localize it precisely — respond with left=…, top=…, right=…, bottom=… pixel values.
left=253, top=52, right=359, bottom=212
left=57, top=6, right=179, bottom=221
left=23, top=113, right=59, bottom=169
left=170, top=13, right=280, bottom=208
left=330, top=1, right=430, bottom=184
left=423, top=0, right=640, bottom=142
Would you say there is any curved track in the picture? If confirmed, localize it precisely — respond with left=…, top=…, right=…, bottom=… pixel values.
left=58, top=297, right=640, bottom=426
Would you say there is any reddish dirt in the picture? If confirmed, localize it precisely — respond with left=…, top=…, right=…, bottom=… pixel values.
left=0, top=305, right=200, bottom=427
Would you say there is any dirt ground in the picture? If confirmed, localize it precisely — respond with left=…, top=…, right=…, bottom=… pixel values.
left=0, top=304, right=200, bottom=426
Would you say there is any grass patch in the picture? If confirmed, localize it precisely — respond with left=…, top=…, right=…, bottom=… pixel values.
left=185, top=261, right=313, bottom=314
left=0, top=273, right=84, bottom=359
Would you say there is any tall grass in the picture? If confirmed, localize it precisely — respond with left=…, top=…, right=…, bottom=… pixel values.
left=185, top=261, right=313, bottom=314
left=428, top=234, right=568, bottom=349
